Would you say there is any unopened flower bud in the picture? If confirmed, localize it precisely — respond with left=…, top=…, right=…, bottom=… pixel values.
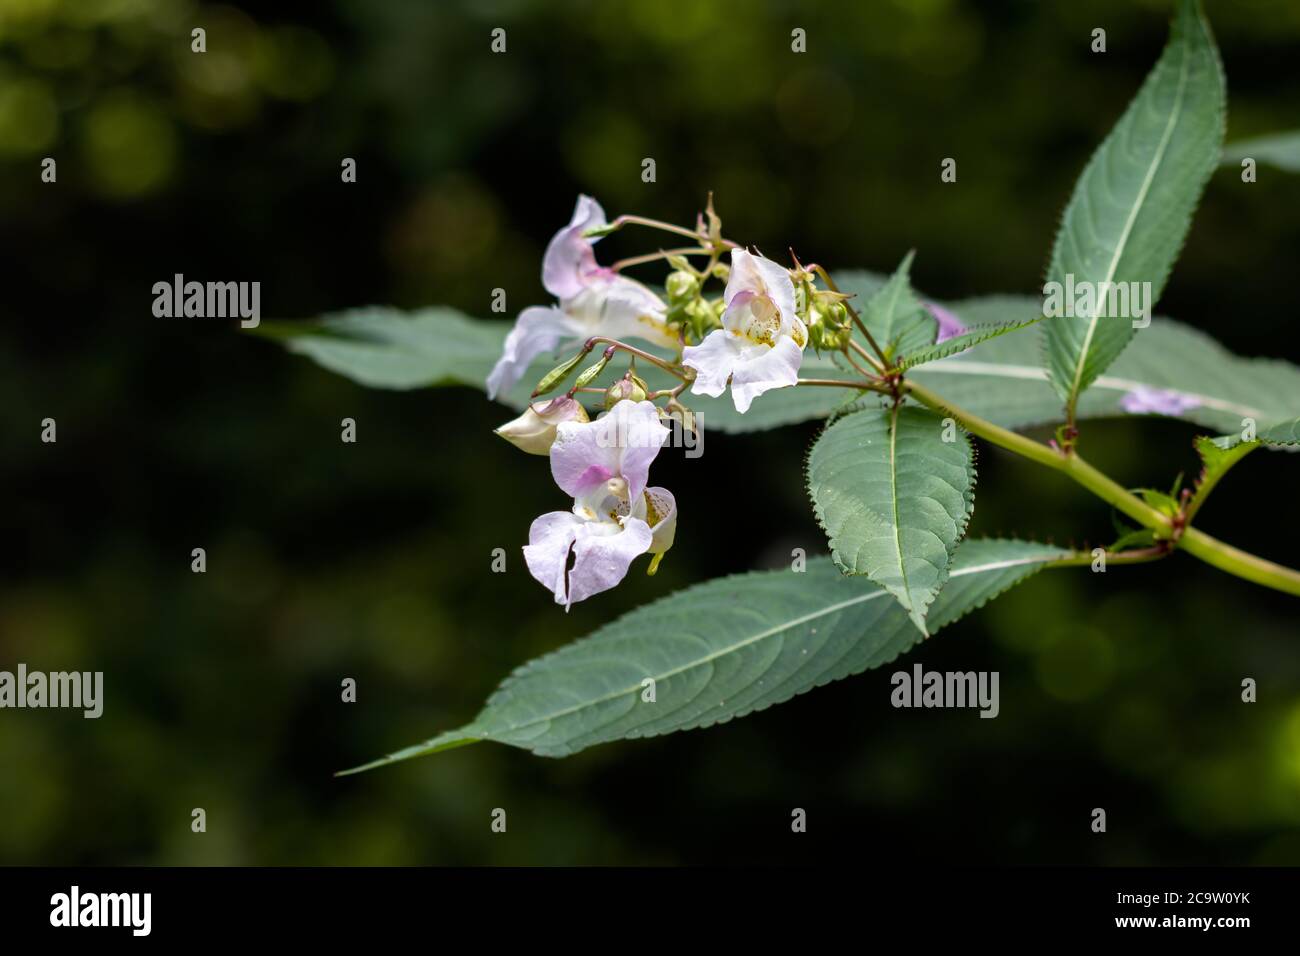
left=665, top=270, right=699, bottom=302
left=604, top=375, right=648, bottom=408
left=664, top=397, right=698, bottom=438
left=495, top=396, right=589, bottom=455
left=806, top=299, right=827, bottom=330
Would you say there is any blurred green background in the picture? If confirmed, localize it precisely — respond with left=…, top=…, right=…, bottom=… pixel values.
left=2, top=0, right=1299, bottom=865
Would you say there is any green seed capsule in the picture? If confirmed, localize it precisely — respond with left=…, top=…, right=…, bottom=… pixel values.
left=573, top=353, right=611, bottom=389
left=533, top=351, right=587, bottom=396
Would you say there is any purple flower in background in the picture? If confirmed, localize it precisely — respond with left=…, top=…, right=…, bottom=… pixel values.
left=1119, top=386, right=1201, bottom=417
left=926, top=302, right=966, bottom=343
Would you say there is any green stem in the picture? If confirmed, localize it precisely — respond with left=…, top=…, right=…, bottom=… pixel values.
left=904, top=380, right=1167, bottom=529
left=1178, top=527, right=1300, bottom=596
left=793, top=371, right=1300, bottom=597
left=584, top=337, right=690, bottom=381
left=1061, top=452, right=1169, bottom=531
left=612, top=246, right=711, bottom=271
left=796, top=377, right=885, bottom=390
left=813, top=265, right=889, bottom=366
left=1045, top=544, right=1170, bottom=569
left=608, top=214, right=703, bottom=243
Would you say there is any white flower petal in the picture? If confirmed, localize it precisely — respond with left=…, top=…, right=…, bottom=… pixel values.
left=682, top=329, right=742, bottom=398
left=523, top=511, right=584, bottom=605
left=566, top=517, right=654, bottom=606
left=725, top=248, right=798, bottom=334
left=486, top=305, right=583, bottom=399
left=563, top=275, right=675, bottom=348
left=728, top=335, right=804, bottom=413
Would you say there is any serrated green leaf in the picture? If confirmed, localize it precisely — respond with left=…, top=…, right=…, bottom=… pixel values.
left=1222, top=131, right=1300, bottom=173
left=339, top=538, right=1065, bottom=772
left=806, top=404, right=975, bottom=634
left=859, top=252, right=935, bottom=361
left=1213, top=417, right=1300, bottom=450
left=1186, top=434, right=1258, bottom=522
left=898, top=317, right=1041, bottom=371
left=1186, top=419, right=1300, bottom=527
left=1258, top=419, right=1300, bottom=445
left=1043, top=0, right=1226, bottom=417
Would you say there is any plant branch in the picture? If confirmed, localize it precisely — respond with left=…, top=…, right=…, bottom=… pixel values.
left=1044, top=544, right=1171, bottom=570
left=904, top=379, right=1169, bottom=529
left=1178, top=527, right=1300, bottom=597
left=903, top=378, right=1300, bottom=596
left=847, top=338, right=885, bottom=373
left=796, top=377, right=886, bottom=390
left=584, top=337, right=691, bottom=381
left=612, top=247, right=712, bottom=271
left=812, top=265, right=890, bottom=366
left=608, top=214, right=703, bottom=243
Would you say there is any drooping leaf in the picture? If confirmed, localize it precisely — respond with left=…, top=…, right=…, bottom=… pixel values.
left=1222, top=131, right=1300, bottom=173
left=857, top=252, right=935, bottom=362
left=806, top=404, right=975, bottom=633
left=263, top=286, right=1300, bottom=439
left=256, top=307, right=511, bottom=390
left=339, top=538, right=1066, bottom=772
left=910, top=297, right=1300, bottom=435
left=1043, top=0, right=1226, bottom=418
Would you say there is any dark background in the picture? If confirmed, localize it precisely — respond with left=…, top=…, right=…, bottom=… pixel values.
left=2, top=0, right=1298, bottom=865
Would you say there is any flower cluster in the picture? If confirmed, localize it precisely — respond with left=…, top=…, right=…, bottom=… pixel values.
left=490, top=194, right=865, bottom=606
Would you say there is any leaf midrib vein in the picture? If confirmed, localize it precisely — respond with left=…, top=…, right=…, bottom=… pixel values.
left=919, top=358, right=1268, bottom=419
left=1066, top=36, right=1194, bottom=408
left=490, top=554, right=1050, bottom=737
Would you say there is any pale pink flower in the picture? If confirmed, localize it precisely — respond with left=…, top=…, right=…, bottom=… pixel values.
left=681, top=249, right=807, bottom=413
left=487, top=196, right=676, bottom=399
left=524, top=400, right=677, bottom=608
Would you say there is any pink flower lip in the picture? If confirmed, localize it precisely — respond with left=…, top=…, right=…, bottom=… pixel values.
left=572, top=463, right=614, bottom=492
